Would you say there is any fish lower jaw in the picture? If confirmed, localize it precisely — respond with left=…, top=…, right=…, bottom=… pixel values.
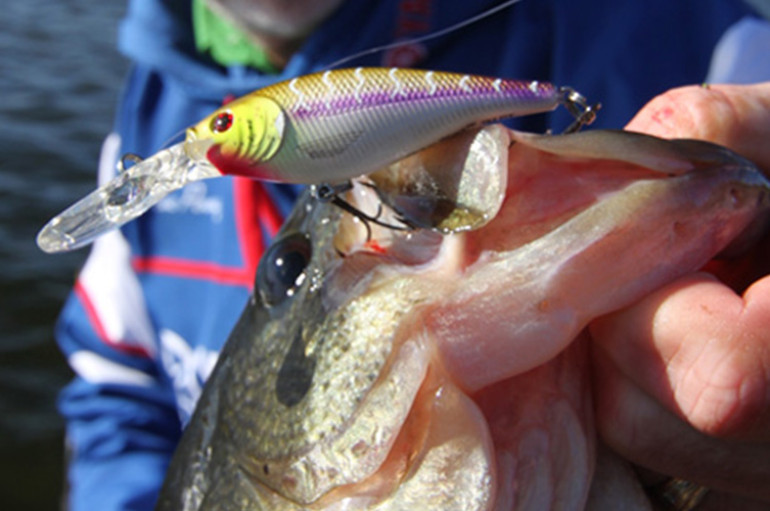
left=301, top=370, right=496, bottom=510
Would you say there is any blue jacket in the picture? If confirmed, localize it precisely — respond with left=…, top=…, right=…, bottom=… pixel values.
left=56, top=1, right=754, bottom=509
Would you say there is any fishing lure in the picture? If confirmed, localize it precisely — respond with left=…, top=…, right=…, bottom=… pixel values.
left=37, top=67, right=596, bottom=253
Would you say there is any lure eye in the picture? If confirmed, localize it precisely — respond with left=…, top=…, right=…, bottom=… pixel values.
left=256, top=232, right=312, bottom=307
left=211, top=111, right=233, bottom=133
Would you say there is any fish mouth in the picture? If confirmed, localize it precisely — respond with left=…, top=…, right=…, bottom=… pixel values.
left=303, top=128, right=770, bottom=507
left=307, top=128, right=770, bottom=504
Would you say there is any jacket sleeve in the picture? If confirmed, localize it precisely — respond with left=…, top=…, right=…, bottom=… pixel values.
left=56, top=134, right=182, bottom=511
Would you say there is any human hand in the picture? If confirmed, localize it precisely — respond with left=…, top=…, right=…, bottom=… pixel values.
left=589, top=83, right=770, bottom=509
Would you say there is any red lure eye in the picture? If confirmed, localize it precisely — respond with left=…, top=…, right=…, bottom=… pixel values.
left=211, top=111, right=233, bottom=133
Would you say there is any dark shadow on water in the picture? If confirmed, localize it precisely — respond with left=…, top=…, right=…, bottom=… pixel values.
left=0, top=1, right=127, bottom=508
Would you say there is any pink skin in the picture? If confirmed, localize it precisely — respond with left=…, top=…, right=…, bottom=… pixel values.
left=591, top=83, right=770, bottom=508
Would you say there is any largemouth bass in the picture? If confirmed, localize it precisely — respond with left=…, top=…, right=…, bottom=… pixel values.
left=155, top=125, right=770, bottom=510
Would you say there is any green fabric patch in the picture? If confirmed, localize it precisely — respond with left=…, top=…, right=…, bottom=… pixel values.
left=192, top=0, right=278, bottom=73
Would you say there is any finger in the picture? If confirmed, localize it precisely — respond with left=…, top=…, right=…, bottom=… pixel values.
left=625, top=82, right=770, bottom=173
left=627, top=82, right=770, bottom=284
left=589, top=272, right=770, bottom=440
left=591, top=341, right=770, bottom=502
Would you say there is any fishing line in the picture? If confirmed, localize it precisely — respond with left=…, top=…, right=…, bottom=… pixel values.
left=322, top=0, right=526, bottom=70
left=118, top=128, right=185, bottom=173
left=157, top=128, right=187, bottom=151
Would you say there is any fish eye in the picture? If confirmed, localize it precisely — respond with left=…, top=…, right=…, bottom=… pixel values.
left=211, top=111, right=234, bottom=133
left=256, top=232, right=312, bottom=307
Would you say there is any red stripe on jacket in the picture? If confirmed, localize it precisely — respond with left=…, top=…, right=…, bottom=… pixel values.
left=73, top=281, right=153, bottom=358
left=131, top=177, right=286, bottom=287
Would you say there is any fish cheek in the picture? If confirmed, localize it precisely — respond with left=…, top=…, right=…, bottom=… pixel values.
left=275, top=332, right=316, bottom=407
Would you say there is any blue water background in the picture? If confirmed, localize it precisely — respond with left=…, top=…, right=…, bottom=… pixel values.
left=0, top=2, right=127, bottom=507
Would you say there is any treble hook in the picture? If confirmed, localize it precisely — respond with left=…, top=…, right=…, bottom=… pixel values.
left=312, top=182, right=412, bottom=240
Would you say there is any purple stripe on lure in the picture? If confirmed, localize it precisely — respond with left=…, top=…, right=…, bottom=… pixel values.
left=287, top=77, right=556, bottom=119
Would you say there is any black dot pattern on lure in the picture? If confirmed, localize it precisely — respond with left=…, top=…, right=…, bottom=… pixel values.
left=211, top=111, right=234, bottom=133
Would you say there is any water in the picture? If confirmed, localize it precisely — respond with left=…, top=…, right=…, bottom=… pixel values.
left=0, top=2, right=127, bottom=507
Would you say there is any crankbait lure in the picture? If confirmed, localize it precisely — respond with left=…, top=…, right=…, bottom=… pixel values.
left=37, top=67, right=596, bottom=253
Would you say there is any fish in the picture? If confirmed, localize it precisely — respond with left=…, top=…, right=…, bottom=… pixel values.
left=36, top=68, right=596, bottom=253
left=153, top=124, right=770, bottom=510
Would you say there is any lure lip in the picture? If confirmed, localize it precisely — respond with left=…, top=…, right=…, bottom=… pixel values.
left=37, top=141, right=219, bottom=253
left=183, top=128, right=214, bottom=162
